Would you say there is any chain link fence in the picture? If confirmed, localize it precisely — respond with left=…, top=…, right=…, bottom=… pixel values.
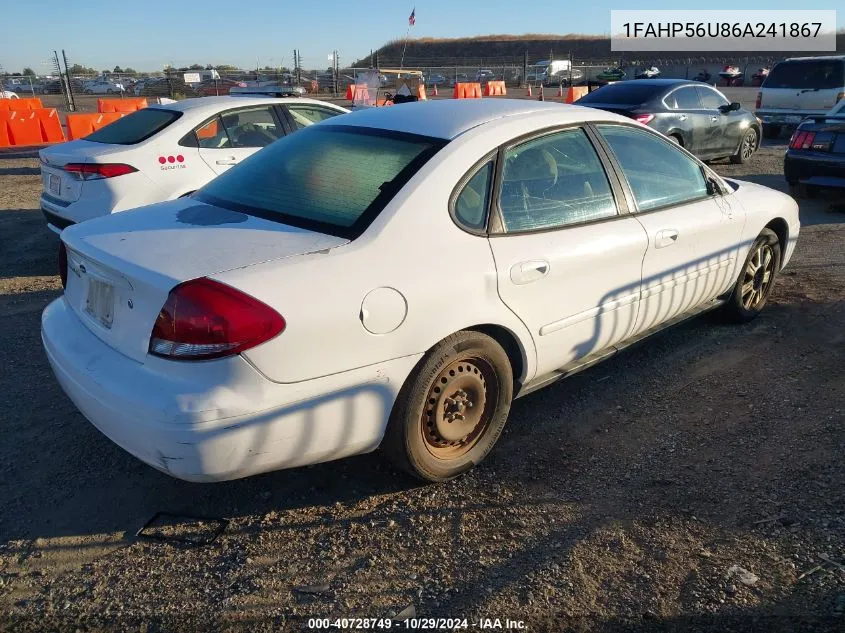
left=4, top=53, right=785, bottom=105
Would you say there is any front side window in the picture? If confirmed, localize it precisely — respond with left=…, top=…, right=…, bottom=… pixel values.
left=498, top=128, right=617, bottom=233
left=597, top=125, right=708, bottom=212
left=287, top=105, right=342, bottom=130
left=220, top=106, right=284, bottom=148
left=196, top=126, right=443, bottom=238
left=454, top=160, right=493, bottom=230
left=697, top=87, right=730, bottom=109
left=85, top=108, right=181, bottom=145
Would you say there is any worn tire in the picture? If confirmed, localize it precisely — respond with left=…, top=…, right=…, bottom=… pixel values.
left=762, top=124, right=781, bottom=140
left=723, top=228, right=781, bottom=323
left=382, top=331, right=513, bottom=482
left=730, top=128, right=758, bottom=164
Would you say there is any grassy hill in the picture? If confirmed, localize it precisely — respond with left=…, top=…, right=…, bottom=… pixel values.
left=353, top=33, right=845, bottom=68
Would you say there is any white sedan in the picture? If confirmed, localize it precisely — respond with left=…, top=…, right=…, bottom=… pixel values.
left=39, top=96, right=348, bottom=233
left=42, top=99, right=799, bottom=483
left=83, top=80, right=125, bottom=94
left=1, top=90, right=18, bottom=99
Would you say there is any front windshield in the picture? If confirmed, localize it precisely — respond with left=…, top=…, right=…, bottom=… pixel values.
left=196, top=125, right=445, bottom=239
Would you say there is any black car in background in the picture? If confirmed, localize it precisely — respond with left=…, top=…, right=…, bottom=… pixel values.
left=784, top=100, right=845, bottom=198
left=575, top=79, right=760, bottom=163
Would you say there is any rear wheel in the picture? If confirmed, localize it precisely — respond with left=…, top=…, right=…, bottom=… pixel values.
left=668, top=134, right=683, bottom=146
left=723, top=228, right=781, bottom=323
left=762, top=124, right=781, bottom=140
left=382, top=331, right=513, bottom=482
left=730, top=128, right=758, bottom=164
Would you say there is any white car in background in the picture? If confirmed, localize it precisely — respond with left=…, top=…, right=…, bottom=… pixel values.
left=83, top=80, right=125, bottom=94
left=1, top=90, right=18, bottom=99
left=42, top=100, right=799, bottom=484
left=39, top=96, right=348, bottom=232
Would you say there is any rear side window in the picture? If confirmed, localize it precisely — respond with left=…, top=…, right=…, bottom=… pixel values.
left=196, top=126, right=444, bottom=238
left=194, top=116, right=230, bottom=149
left=454, top=161, right=494, bottom=231
left=85, top=108, right=181, bottom=145
left=764, top=60, right=845, bottom=90
left=220, top=106, right=284, bottom=148
left=666, top=86, right=702, bottom=109
left=499, top=128, right=617, bottom=232
left=576, top=83, right=664, bottom=104
left=697, top=87, right=730, bottom=109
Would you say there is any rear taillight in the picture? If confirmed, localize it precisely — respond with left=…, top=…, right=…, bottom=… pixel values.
left=149, top=278, right=285, bottom=361
left=63, top=163, right=137, bottom=180
left=790, top=131, right=816, bottom=150
left=755, top=91, right=762, bottom=109
left=634, top=113, right=655, bottom=125
left=58, top=241, right=68, bottom=289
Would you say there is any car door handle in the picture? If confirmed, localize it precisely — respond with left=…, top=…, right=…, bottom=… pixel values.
left=655, top=229, right=679, bottom=249
left=215, top=157, right=237, bottom=165
left=711, top=116, right=719, bottom=122
left=510, top=260, right=550, bottom=285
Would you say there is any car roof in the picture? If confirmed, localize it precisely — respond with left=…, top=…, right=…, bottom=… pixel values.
left=320, top=99, right=628, bottom=140
left=783, top=55, right=845, bottom=62
left=150, top=95, right=335, bottom=113
left=614, top=79, right=699, bottom=87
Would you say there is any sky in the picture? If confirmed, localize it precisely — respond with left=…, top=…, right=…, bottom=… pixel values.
left=1, top=0, right=842, bottom=73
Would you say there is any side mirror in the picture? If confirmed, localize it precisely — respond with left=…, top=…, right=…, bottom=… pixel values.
left=705, top=175, right=722, bottom=196
left=719, top=102, right=742, bottom=113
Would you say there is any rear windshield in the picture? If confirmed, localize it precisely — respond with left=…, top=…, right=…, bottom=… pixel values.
left=576, top=83, right=664, bottom=105
left=764, top=59, right=845, bottom=90
left=195, top=125, right=445, bottom=239
left=85, top=108, right=182, bottom=145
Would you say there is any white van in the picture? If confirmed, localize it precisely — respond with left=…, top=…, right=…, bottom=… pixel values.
left=756, top=55, right=845, bottom=139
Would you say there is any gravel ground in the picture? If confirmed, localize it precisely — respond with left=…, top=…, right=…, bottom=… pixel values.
left=0, top=130, right=843, bottom=632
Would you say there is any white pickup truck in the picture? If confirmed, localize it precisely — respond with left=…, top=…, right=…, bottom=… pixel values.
left=756, top=55, right=845, bottom=139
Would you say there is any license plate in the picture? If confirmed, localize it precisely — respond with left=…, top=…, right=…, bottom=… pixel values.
left=48, top=173, right=60, bottom=196
left=85, top=278, right=115, bottom=329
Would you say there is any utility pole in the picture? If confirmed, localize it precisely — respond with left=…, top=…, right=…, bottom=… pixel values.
left=332, top=50, right=339, bottom=96
left=523, top=51, right=528, bottom=87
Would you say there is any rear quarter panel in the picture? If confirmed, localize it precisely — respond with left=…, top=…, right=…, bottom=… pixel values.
left=140, top=112, right=217, bottom=200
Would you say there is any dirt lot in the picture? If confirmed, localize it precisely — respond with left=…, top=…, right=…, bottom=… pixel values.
left=0, top=130, right=843, bottom=632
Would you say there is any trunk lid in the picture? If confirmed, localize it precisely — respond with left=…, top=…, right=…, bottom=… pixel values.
left=793, top=118, right=845, bottom=153
left=39, top=140, right=134, bottom=204
left=60, top=199, right=349, bottom=363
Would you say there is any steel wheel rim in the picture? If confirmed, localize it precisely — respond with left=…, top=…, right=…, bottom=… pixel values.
left=742, top=132, right=755, bottom=159
left=421, top=357, right=498, bottom=460
left=741, top=243, right=775, bottom=310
